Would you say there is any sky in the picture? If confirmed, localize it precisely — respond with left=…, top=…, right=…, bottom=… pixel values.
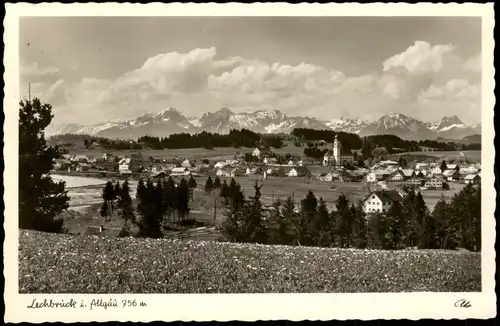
left=19, top=16, right=482, bottom=126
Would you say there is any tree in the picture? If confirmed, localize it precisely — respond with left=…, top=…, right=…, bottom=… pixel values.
left=188, top=175, right=197, bottom=201
left=176, top=178, right=191, bottom=220
left=386, top=201, right=405, bottom=249
left=351, top=201, right=368, bottom=249
left=220, top=180, right=230, bottom=205
left=312, top=198, right=332, bottom=247
left=113, top=181, right=122, bottom=202
left=136, top=179, right=163, bottom=238
left=451, top=183, right=481, bottom=251
left=204, top=176, right=214, bottom=194
left=162, top=176, right=177, bottom=222
left=19, top=98, right=70, bottom=232
left=296, top=190, right=317, bottom=246
left=220, top=179, right=246, bottom=242
left=117, top=180, right=135, bottom=228
left=367, top=212, right=390, bottom=249
left=372, top=147, right=388, bottom=160
left=241, top=181, right=266, bottom=243
left=398, top=156, right=408, bottom=168
left=335, top=194, right=353, bottom=248
left=432, top=196, right=457, bottom=249
left=100, top=181, right=115, bottom=221
left=213, top=176, right=221, bottom=189
left=440, top=160, right=448, bottom=172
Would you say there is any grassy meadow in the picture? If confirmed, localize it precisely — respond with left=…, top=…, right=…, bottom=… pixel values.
left=19, top=230, right=481, bottom=293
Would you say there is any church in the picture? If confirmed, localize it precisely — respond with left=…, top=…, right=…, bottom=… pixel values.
left=323, top=135, right=355, bottom=167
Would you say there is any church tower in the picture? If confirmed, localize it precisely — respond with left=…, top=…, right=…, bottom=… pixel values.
left=333, top=135, right=341, bottom=166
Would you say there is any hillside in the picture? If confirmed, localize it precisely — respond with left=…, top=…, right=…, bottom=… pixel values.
left=19, top=230, right=481, bottom=293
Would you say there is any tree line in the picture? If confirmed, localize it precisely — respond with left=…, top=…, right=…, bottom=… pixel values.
left=218, top=179, right=481, bottom=252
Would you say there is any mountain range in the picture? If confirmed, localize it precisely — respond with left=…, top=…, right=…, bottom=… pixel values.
left=46, top=108, right=481, bottom=141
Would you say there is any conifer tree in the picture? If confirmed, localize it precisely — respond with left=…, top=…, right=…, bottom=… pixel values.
left=213, top=176, right=222, bottom=189
left=204, top=176, right=214, bottom=194
left=312, top=198, right=332, bottom=247
left=242, top=181, right=266, bottom=243
left=415, top=192, right=434, bottom=249
left=176, top=178, right=190, bottom=220
left=100, top=181, right=115, bottom=221
left=432, top=196, right=456, bottom=249
left=117, top=180, right=135, bottom=228
left=351, top=201, right=368, bottom=249
left=271, top=197, right=298, bottom=245
left=162, top=176, right=176, bottom=222
left=113, top=181, right=121, bottom=201
left=297, top=190, right=317, bottom=246
left=367, top=212, right=390, bottom=249
left=19, top=98, right=70, bottom=233
left=386, top=201, right=405, bottom=249
left=220, top=179, right=246, bottom=242
left=440, top=160, right=448, bottom=172
left=451, top=183, right=481, bottom=251
left=220, top=180, right=230, bottom=205
left=188, top=175, right=197, bottom=201
left=335, top=194, right=353, bottom=248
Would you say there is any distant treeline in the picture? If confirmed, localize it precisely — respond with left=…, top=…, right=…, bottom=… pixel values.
left=49, top=128, right=480, bottom=153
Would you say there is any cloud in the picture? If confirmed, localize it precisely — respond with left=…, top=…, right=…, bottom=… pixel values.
left=382, top=41, right=455, bottom=74
left=464, top=53, right=481, bottom=72
left=21, top=61, right=60, bottom=77
left=22, top=43, right=482, bottom=125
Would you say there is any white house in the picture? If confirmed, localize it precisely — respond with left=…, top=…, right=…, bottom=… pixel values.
left=297, top=160, right=303, bottom=167
left=366, top=172, right=377, bottom=183
left=181, top=159, right=191, bottom=168
left=459, top=164, right=478, bottom=175
left=430, top=166, right=442, bottom=175
left=442, top=169, right=459, bottom=181
left=388, top=170, right=405, bottom=182
left=319, top=173, right=334, bottom=182
left=170, top=167, right=190, bottom=176
left=363, top=190, right=404, bottom=214
left=424, top=177, right=444, bottom=189
left=288, top=160, right=295, bottom=166
left=400, top=169, right=415, bottom=179
left=287, top=168, right=298, bottom=177
left=263, top=158, right=268, bottom=164
left=415, top=163, right=428, bottom=170
left=446, top=164, right=458, bottom=170
left=214, top=161, right=230, bottom=169
left=118, top=158, right=132, bottom=174
left=464, top=174, right=481, bottom=185
left=252, top=148, right=261, bottom=158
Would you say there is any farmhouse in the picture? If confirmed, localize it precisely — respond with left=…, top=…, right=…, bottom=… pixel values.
left=286, top=167, right=310, bottom=177
left=442, top=169, right=460, bottom=181
left=214, top=161, right=230, bottom=169
left=363, top=190, right=404, bottom=214
left=459, top=164, right=479, bottom=175
left=388, top=170, right=405, bottom=182
left=424, top=176, right=444, bottom=189
left=405, top=177, right=424, bottom=188
left=464, top=174, right=481, bottom=185
left=446, top=164, right=458, bottom=170
left=171, top=167, right=191, bottom=176
left=181, top=159, right=192, bottom=168
left=118, top=158, right=133, bottom=174
left=400, top=169, right=415, bottom=179
left=366, top=172, right=376, bottom=183
left=252, top=148, right=261, bottom=158
left=53, top=158, right=72, bottom=171
left=430, top=166, right=443, bottom=175
left=415, top=163, right=428, bottom=170
left=75, top=162, right=92, bottom=172
left=419, top=146, right=436, bottom=152
left=71, top=155, right=89, bottom=163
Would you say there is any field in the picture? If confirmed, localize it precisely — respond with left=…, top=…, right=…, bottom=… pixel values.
left=391, top=150, right=481, bottom=162
left=19, top=230, right=481, bottom=293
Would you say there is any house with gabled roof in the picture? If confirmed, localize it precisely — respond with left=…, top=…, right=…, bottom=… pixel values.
left=443, top=169, right=460, bottom=181
left=464, top=174, right=481, bottom=185
left=363, top=190, right=404, bottom=214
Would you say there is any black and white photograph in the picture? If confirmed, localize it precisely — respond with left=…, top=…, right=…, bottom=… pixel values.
left=4, top=2, right=496, bottom=322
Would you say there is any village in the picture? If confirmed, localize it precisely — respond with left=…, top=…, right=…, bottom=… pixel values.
left=52, top=135, right=481, bottom=217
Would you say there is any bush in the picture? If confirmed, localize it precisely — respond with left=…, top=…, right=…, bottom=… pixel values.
left=19, top=230, right=481, bottom=293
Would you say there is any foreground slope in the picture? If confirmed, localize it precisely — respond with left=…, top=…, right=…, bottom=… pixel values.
left=19, top=231, right=480, bottom=293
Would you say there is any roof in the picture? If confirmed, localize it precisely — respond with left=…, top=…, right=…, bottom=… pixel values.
left=442, top=170, right=457, bottom=176
left=380, top=160, right=399, bottom=165
left=119, top=158, right=131, bottom=164
left=367, top=190, right=403, bottom=203
left=171, top=167, right=189, bottom=172
left=78, top=163, right=92, bottom=167
left=446, top=164, right=457, bottom=169
left=401, top=169, right=414, bottom=177
left=426, top=176, right=444, bottom=182
left=464, top=174, right=479, bottom=180
left=55, top=158, right=71, bottom=164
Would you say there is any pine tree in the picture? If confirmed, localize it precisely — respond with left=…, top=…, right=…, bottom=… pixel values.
left=386, top=201, right=405, bottom=249
left=113, top=181, right=121, bottom=202
left=135, top=178, right=161, bottom=238
left=213, top=176, right=222, bottom=189
left=367, top=212, right=390, bottom=249
left=100, top=181, right=115, bottom=221
left=432, top=196, right=457, bottom=249
left=117, top=180, right=135, bottom=228
left=297, top=190, right=317, bottom=246
left=204, top=176, right=214, bottom=194
left=351, top=201, right=368, bottom=249
left=440, top=160, right=448, bottom=172
left=451, top=183, right=481, bottom=251
left=162, top=176, right=177, bottom=222
left=220, top=180, right=230, bottom=205
left=220, top=179, right=246, bottom=242
left=312, top=198, right=332, bottom=247
left=176, top=178, right=190, bottom=220
left=188, top=175, right=197, bottom=201
left=415, top=192, right=434, bottom=249
left=335, top=194, right=353, bottom=248
left=19, top=97, right=70, bottom=232
left=241, top=181, right=266, bottom=243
